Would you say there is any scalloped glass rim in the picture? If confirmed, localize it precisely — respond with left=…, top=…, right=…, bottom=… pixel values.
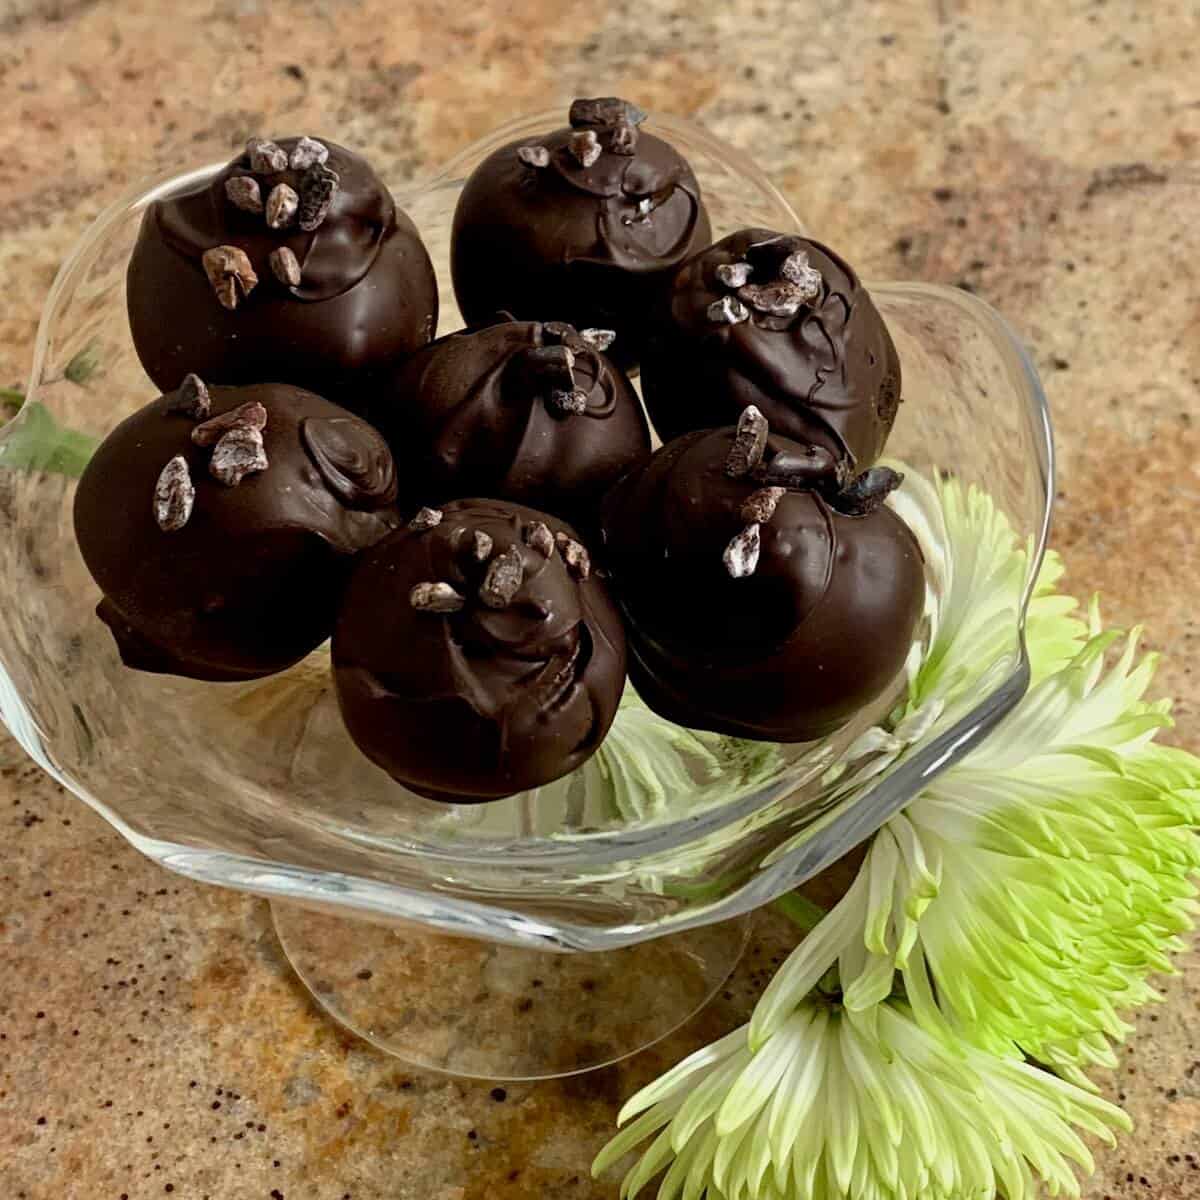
left=0, top=111, right=1054, bottom=951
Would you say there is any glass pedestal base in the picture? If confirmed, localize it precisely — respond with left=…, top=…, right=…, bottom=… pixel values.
left=271, top=901, right=752, bottom=1081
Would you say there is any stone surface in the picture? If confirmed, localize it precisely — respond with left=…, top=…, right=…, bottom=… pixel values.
left=1, top=1, right=1198, bottom=1197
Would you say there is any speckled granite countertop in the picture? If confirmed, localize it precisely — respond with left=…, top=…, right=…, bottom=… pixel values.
left=1, top=1, right=1198, bottom=1197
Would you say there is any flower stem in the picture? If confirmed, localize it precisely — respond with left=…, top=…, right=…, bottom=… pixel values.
left=771, top=891, right=829, bottom=933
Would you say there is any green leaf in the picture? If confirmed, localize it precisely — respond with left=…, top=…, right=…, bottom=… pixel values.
left=0, top=401, right=97, bottom=478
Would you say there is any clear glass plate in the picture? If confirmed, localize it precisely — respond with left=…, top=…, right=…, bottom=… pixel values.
left=0, top=111, right=1052, bottom=1076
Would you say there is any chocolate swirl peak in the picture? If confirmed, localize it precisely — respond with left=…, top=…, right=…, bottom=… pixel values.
left=450, top=98, right=711, bottom=369
left=333, top=499, right=626, bottom=802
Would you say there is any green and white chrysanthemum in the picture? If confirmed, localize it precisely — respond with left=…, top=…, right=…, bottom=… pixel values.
left=595, top=994, right=1130, bottom=1200
left=595, top=473, right=1199, bottom=1199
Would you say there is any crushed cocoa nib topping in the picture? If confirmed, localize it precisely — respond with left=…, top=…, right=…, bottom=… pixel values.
left=737, top=280, right=812, bottom=318
left=153, top=455, right=195, bottom=533
left=554, top=531, right=591, bottom=581
left=479, top=545, right=525, bottom=608
left=740, top=486, right=786, bottom=524
left=830, top=466, right=904, bottom=516
left=523, top=522, right=555, bottom=557
left=209, top=426, right=268, bottom=486
left=265, top=183, right=299, bottom=229
left=201, top=245, right=258, bottom=311
left=297, top=162, right=339, bottom=232
left=225, top=175, right=263, bottom=214
left=289, top=136, right=329, bottom=171
left=408, top=506, right=443, bottom=531
left=410, top=582, right=465, bottom=613
left=568, top=129, right=602, bottom=168
left=715, top=261, right=752, bottom=289
left=246, top=137, right=288, bottom=174
left=725, top=405, right=769, bottom=478
left=269, top=246, right=302, bottom=288
left=548, top=388, right=588, bottom=416
left=191, top=401, right=268, bottom=447
left=707, top=295, right=750, bottom=325
left=517, top=144, right=550, bottom=168
left=470, top=529, right=494, bottom=562
left=723, top=523, right=761, bottom=579
left=578, top=328, right=617, bottom=352
left=568, top=97, right=647, bottom=129
left=168, top=373, right=212, bottom=420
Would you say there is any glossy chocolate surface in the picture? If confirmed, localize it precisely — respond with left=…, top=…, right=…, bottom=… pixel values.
left=450, top=99, right=711, bottom=368
left=127, top=137, right=437, bottom=409
left=640, top=229, right=902, bottom=467
left=373, top=317, right=650, bottom=536
left=600, top=424, right=924, bottom=741
left=74, top=381, right=399, bottom=681
left=333, top=499, right=626, bottom=803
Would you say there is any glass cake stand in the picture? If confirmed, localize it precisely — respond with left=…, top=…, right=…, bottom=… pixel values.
left=0, top=112, right=1053, bottom=1079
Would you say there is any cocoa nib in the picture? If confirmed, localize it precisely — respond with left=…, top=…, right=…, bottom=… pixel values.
left=153, top=455, right=195, bottom=533
left=740, top=486, right=786, bottom=524
left=298, top=163, right=339, bottom=232
left=725, top=405, right=769, bottom=478
left=723, top=523, right=761, bottom=579
left=715, top=261, right=752, bottom=290
left=209, top=427, right=268, bottom=486
left=269, top=246, right=302, bottom=288
left=707, top=295, right=750, bottom=325
left=569, top=97, right=647, bottom=130
left=470, top=529, right=494, bottom=562
left=517, top=144, right=550, bottom=168
left=479, top=546, right=524, bottom=608
left=289, top=136, right=329, bottom=171
left=410, top=582, right=464, bottom=613
left=246, top=137, right=288, bottom=174
left=191, top=401, right=268, bottom=447
left=224, top=175, right=263, bottom=214
left=554, top=532, right=591, bottom=581
left=201, top=245, right=258, bottom=311
left=265, top=183, right=299, bottom=229
left=568, top=130, right=602, bottom=168
left=523, top=521, right=555, bottom=557
left=169, top=373, right=211, bottom=420
left=830, top=467, right=904, bottom=516
left=408, top=506, right=443, bottom=531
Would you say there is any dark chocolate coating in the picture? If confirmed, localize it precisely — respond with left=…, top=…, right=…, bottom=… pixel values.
left=372, top=318, right=651, bottom=536
left=127, top=138, right=438, bottom=410
left=333, top=499, right=627, bottom=803
left=640, top=229, right=902, bottom=468
left=450, top=102, right=711, bottom=369
left=600, top=428, right=924, bottom=741
left=74, top=382, right=400, bottom=681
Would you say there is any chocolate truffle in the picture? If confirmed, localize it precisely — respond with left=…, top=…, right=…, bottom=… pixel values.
left=333, top=499, right=626, bottom=803
left=74, top=379, right=400, bottom=681
left=600, top=409, right=924, bottom=741
left=372, top=316, right=650, bottom=536
left=640, top=229, right=902, bottom=468
left=450, top=98, right=711, bottom=369
left=127, top=136, right=438, bottom=410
